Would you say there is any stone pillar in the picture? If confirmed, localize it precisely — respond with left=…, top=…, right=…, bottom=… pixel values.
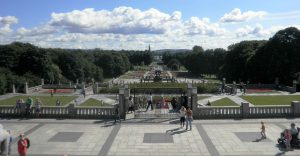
left=292, top=101, right=300, bottom=117
left=12, top=84, right=16, bottom=94
left=68, top=103, right=76, bottom=118
left=119, top=88, right=128, bottom=120
left=222, top=78, right=226, bottom=93
left=24, top=82, right=28, bottom=94
left=41, top=79, right=44, bottom=85
left=275, top=77, right=279, bottom=88
left=82, top=82, right=85, bottom=93
left=292, top=80, right=297, bottom=93
left=232, top=81, right=237, bottom=95
left=187, top=83, right=192, bottom=108
left=191, top=87, right=197, bottom=111
left=94, top=82, right=99, bottom=94
left=108, top=81, right=112, bottom=88
left=241, top=102, right=250, bottom=118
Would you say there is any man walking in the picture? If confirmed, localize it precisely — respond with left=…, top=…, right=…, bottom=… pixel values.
left=146, top=93, right=153, bottom=111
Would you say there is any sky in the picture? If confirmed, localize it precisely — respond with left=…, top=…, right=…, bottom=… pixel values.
left=0, top=0, right=300, bottom=50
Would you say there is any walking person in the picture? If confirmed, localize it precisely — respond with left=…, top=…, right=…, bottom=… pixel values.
left=146, top=93, right=153, bottom=111
left=171, top=97, right=177, bottom=111
left=25, top=97, right=33, bottom=117
left=18, top=134, right=28, bottom=156
left=35, top=98, right=42, bottom=118
left=260, top=121, right=266, bottom=139
left=0, top=124, right=10, bottom=156
left=185, top=107, right=193, bottom=131
left=179, top=106, right=186, bottom=128
left=7, top=130, right=12, bottom=156
left=114, top=105, right=120, bottom=124
left=128, top=96, right=134, bottom=113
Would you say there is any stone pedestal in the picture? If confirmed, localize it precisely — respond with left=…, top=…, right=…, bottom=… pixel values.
left=118, top=88, right=127, bottom=120
left=68, top=104, right=76, bottom=117
left=241, top=102, right=249, bottom=118
left=292, top=101, right=300, bottom=117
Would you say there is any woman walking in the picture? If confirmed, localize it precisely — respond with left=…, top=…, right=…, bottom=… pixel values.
left=179, top=106, right=186, bottom=128
left=185, top=107, right=193, bottom=131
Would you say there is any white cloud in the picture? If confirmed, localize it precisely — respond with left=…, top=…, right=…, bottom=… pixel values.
left=49, top=7, right=182, bottom=35
left=17, top=25, right=56, bottom=36
left=184, top=17, right=227, bottom=36
left=0, top=16, right=18, bottom=35
left=0, top=16, right=18, bottom=25
left=236, top=24, right=286, bottom=37
left=220, top=8, right=267, bottom=23
left=1, top=7, right=300, bottom=50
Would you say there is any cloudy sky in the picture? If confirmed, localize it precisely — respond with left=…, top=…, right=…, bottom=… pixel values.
left=0, top=0, right=300, bottom=50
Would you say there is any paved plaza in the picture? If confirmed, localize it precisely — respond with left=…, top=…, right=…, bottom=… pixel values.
left=1, top=118, right=300, bottom=156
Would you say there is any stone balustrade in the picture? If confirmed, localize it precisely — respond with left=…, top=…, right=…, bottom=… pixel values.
left=0, top=104, right=115, bottom=119
left=193, top=101, right=300, bottom=119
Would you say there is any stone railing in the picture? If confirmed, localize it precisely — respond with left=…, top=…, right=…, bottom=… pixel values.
left=194, top=106, right=242, bottom=119
left=193, top=101, right=300, bottom=119
left=0, top=104, right=115, bottom=119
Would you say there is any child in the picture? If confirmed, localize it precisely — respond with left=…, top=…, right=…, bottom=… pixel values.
left=284, top=129, right=292, bottom=150
left=261, top=121, right=266, bottom=138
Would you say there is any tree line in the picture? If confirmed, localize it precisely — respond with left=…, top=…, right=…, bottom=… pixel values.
left=0, top=42, right=153, bottom=94
left=162, top=27, right=300, bottom=85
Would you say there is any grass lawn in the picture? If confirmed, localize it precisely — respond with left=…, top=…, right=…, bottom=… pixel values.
left=240, top=95, right=300, bottom=105
left=211, top=98, right=239, bottom=106
left=106, top=95, right=118, bottom=101
left=80, top=98, right=112, bottom=107
left=0, top=95, right=78, bottom=106
left=198, top=96, right=210, bottom=101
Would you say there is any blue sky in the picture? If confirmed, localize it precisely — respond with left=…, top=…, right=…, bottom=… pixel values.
left=0, top=0, right=300, bottom=50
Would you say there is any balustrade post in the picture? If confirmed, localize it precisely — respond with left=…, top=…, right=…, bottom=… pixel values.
left=291, top=101, right=300, bottom=117
left=241, top=102, right=249, bottom=118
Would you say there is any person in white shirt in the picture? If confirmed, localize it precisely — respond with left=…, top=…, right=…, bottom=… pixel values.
left=179, top=106, right=186, bottom=128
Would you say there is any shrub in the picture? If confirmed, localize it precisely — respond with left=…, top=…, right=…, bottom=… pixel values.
left=193, top=83, right=219, bottom=93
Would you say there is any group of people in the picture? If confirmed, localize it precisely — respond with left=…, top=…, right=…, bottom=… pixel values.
left=0, top=124, right=30, bottom=156
left=15, top=97, right=42, bottom=117
left=179, top=106, right=193, bottom=130
left=278, top=123, right=300, bottom=150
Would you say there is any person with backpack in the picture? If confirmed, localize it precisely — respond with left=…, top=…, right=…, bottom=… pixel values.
left=18, top=133, right=29, bottom=156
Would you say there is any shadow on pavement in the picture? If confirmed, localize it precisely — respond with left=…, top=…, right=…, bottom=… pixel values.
left=166, top=127, right=187, bottom=135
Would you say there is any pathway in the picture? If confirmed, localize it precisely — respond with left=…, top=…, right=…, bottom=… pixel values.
left=2, top=118, right=300, bottom=156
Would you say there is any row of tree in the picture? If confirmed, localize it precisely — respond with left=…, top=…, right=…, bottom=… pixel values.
left=0, top=42, right=153, bottom=94
left=162, top=46, right=226, bottom=75
left=162, top=27, right=300, bottom=85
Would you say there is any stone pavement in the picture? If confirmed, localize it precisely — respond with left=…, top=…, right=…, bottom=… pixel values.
left=1, top=118, right=300, bottom=156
